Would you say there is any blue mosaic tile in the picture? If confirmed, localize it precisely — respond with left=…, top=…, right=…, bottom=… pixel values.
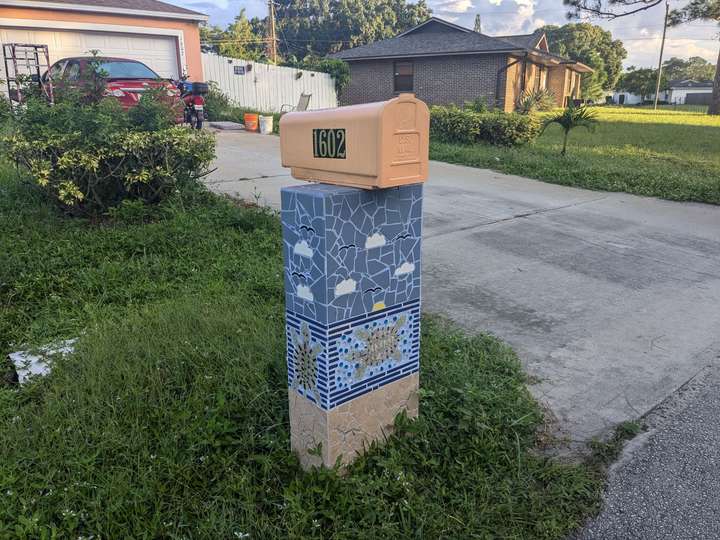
left=283, top=183, right=423, bottom=410
left=282, top=184, right=422, bottom=326
left=286, top=300, right=420, bottom=410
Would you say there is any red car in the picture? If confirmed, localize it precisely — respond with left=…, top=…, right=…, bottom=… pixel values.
left=42, top=56, right=184, bottom=122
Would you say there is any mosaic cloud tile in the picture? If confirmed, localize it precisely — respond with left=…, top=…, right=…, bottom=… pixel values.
left=282, top=183, right=423, bottom=410
left=282, top=183, right=422, bottom=326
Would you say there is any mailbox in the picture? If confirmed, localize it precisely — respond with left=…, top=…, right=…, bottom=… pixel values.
left=280, top=93, right=429, bottom=189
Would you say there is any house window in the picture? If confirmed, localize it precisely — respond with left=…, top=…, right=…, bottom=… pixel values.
left=394, top=61, right=413, bottom=93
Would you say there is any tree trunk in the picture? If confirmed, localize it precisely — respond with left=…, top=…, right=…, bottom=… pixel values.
left=562, top=130, right=569, bottom=156
left=710, top=46, right=720, bottom=116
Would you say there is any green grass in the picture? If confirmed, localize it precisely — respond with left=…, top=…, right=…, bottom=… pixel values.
left=630, top=103, right=709, bottom=114
left=0, top=170, right=602, bottom=538
left=430, top=106, right=720, bottom=205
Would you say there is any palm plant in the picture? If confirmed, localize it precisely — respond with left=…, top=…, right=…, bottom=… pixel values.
left=516, top=88, right=556, bottom=114
left=541, top=104, right=598, bottom=156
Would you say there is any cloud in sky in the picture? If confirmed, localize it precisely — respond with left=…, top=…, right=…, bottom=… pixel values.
left=430, top=0, right=718, bottom=67
left=179, top=0, right=718, bottom=69
left=434, top=0, right=475, bottom=14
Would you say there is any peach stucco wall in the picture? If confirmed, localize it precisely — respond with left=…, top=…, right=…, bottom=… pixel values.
left=0, top=7, right=203, bottom=80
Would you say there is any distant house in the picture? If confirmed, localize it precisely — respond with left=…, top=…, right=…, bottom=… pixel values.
left=667, top=79, right=713, bottom=105
left=331, top=17, right=592, bottom=112
left=610, top=79, right=713, bottom=106
left=610, top=90, right=652, bottom=105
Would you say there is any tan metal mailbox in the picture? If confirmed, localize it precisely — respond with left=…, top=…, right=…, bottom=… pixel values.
left=280, top=93, right=429, bottom=189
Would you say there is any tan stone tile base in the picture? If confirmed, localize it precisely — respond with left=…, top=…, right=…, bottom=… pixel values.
left=289, top=373, right=419, bottom=469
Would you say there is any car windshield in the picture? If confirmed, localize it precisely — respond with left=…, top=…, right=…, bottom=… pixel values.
left=95, top=61, right=159, bottom=79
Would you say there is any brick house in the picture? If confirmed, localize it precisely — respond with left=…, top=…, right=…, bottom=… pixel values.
left=332, top=17, right=592, bottom=112
left=0, top=0, right=206, bottom=82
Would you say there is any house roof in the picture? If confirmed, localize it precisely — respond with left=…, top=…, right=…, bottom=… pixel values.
left=494, top=30, right=545, bottom=50
left=668, top=79, right=714, bottom=88
left=2, top=0, right=207, bottom=20
left=332, top=17, right=591, bottom=72
left=333, top=18, right=521, bottom=61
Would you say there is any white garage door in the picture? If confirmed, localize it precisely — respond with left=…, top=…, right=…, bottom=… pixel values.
left=0, top=27, right=180, bottom=80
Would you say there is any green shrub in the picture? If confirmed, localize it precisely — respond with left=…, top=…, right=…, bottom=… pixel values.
left=127, top=87, right=178, bottom=131
left=0, top=95, right=11, bottom=124
left=516, top=88, right=556, bottom=115
left=203, top=84, right=281, bottom=134
left=478, top=112, right=541, bottom=146
left=464, top=96, right=489, bottom=113
left=430, top=106, right=540, bottom=146
left=292, top=57, right=350, bottom=95
left=2, top=98, right=215, bottom=216
left=204, top=81, right=232, bottom=121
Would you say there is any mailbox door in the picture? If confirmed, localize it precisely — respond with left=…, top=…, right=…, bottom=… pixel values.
left=378, top=94, right=429, bottom=189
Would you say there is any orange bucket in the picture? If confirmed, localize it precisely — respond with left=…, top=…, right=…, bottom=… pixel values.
left=244, top=113, right=259, bottom=132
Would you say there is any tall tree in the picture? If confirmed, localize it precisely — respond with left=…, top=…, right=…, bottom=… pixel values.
left=270, top=0, right=431, bottom=58
left=541, top=23, right=627, bottom=101
left=200, top=10, right=266, bottom=60
left=218, top=9, right=266, bottom=61
left=663, top=56, right=717, bottom=81
left=564, top=0, right=720, bottom=114
left=669, top=0, right=720, bottom=113
left=474, top=14, right=482, bottom=33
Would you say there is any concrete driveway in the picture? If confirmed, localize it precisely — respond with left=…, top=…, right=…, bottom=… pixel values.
left=206, top=130, right=720, bottom=443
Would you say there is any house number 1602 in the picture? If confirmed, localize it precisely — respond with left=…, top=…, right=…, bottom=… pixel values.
left=313, top=129, right=346, bottom=159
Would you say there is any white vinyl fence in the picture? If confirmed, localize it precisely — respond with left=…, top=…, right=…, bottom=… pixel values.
left=201, top=53, right=338, bottom=113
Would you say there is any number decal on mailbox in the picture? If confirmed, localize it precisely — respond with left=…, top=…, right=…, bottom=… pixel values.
left=313, top=129, right=346, bottom=159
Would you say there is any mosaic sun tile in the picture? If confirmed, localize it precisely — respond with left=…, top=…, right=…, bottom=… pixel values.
left=286, top=300, right=420, bottom=410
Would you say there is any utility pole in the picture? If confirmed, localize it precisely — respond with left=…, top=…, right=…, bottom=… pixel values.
left=267, top=0, right=278, bottom=64
left=653, top=0, right=669, bottom=110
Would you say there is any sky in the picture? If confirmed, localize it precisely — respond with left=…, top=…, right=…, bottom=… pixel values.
left=178, top=0, right=719, bottom=68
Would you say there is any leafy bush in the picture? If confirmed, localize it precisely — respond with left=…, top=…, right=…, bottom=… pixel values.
left=127, top=87, right=179, bottom=131
left=516, top=88, right=557, bottom=115
left=203, top=83, right=281, bottom=133
left=430, top=106, right=540, bottom=146
left=2, top=97, right=214, bottom=215
left=204, top=81, right=232, bottom=121
left=464, top=97, right=489, bottom=113
left=292, top=57, right=350, bottom=95
left=0, top=95, right=11, bottom=124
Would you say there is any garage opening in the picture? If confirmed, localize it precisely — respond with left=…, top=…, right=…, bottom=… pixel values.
left=0, top=27, right=180, bottom=90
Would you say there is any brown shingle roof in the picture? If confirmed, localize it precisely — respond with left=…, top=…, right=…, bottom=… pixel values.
left=494, top=31, right=544, bottom=49
left=20, top=0, right=205, bottom=18
left=333, top=18, right=523, bottom=61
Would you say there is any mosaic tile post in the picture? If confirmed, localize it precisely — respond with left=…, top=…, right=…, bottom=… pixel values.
left=282, top=183, right=422, bottom=469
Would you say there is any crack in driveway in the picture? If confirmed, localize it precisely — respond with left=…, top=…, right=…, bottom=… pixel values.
left=424, top=195, right=610, bottom=240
